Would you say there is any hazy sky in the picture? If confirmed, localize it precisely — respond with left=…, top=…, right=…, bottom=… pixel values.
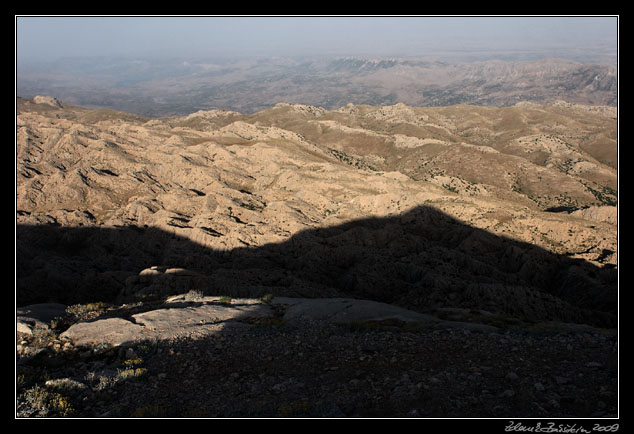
left=16, top=16, right=618, bottom=61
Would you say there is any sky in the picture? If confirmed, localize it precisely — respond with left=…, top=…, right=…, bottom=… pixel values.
left=16, top=16, right=618, bottom=62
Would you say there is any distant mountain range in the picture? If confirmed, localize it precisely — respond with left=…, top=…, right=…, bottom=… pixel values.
left=17, top=56, right=617, bottom=117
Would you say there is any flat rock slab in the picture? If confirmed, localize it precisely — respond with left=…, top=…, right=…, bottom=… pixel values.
left=58, top=297, right=501, bottom=349
left=17, top=303, right=67, bottom=335
left=272, top=297, right=439, bottom=325
left=60, top=317, right=151, bottom=348
left=61, top=299, right=274, bottom=347
left=132, top=302, right=273, bottom=336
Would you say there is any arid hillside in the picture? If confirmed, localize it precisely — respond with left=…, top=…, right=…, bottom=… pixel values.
left=16, top=96, right=617, bottom=327
left=15, top=96, right=618, bottom=419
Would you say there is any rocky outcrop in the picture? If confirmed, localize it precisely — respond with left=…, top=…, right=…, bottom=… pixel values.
left=32, top=95, right=63, bottom=108
left=17, top=296, right=491, bottom=349
left=571, top=205, right=617, bottom=225
left=59, top=297, right=275, bottom=347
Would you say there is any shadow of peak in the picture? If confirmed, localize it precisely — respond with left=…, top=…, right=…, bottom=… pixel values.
left=16, top=205, right=616, bottom=328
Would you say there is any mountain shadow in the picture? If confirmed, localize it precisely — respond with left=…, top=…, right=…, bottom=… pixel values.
left=16, top=205, right=617, bottom=328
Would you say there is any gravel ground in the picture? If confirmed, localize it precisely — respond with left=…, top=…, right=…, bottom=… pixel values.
left=16, top=314, right=618, bottom=419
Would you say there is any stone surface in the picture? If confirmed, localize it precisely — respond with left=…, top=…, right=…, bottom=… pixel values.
left=55, top=296, right=516, bottom=350
left=273, top=297, right=437, bottom=325
left=59, top=298, right=275, bottom=347
left=17, top=303, right=67, bottom=335
left=60, top=317, right=149, bottom=347
left=57, top=297, right=442, bottom=347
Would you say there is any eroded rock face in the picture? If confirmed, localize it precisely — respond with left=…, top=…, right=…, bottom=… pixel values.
left=16, top=98, right=617, bottom=327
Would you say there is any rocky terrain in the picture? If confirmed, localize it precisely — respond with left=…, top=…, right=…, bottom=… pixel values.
left=15, top=96, right=618, bottom=418
left=16, top=296, right=618, bottom=418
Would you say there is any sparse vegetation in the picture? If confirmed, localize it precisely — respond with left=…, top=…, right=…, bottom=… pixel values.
left=238, top=200, right=265, bottom=212
left=586, top=185, right=617, bottom=206
left=442, top=183, right=458, bottom=193
left=183, top=289, right=204, bottom=301
left=116, top=367, right=148, bottom=381
left=20, top=386, right=76, bottom=417
left=217, top=296, right=233, bottom=304
left=66, top=302, right=108, bottom=316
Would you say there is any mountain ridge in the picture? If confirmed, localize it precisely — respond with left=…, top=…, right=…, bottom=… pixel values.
left=16, top=96, right=617, bottom=320
left=15, top=96, right=618, bottom=418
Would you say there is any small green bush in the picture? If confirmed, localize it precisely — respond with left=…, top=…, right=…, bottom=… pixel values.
left=217, top=296, right=233, bottom=304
